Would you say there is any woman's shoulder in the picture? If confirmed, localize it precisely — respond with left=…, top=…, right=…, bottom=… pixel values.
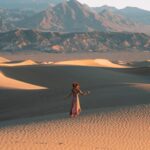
left=72, top=88, right=79, bottom=93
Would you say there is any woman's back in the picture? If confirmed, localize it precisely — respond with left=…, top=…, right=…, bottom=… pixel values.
left=72, top=89, right=80, bottom=97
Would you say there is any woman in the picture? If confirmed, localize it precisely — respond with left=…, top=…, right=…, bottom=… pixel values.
left=68, top=82, right=90, bottom=117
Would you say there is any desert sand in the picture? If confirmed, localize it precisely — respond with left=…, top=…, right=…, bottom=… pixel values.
left=1, top=51, right=150, bottom=62
left=0, top=56, right=149, bottom=150
left=0, top=57, right=10, bottom=63
left=0, top=60, right=37, bottom=67
left=0, top=71, right=47, bottom=90
left=55, top=59, right=129, bottom=68
left=0, top=104, right=149, bottom=150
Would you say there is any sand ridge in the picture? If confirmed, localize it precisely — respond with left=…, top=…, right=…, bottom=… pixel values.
left=0, top=59, right=37, bottom=67
left=55, top=59, right=129, bottom=68
left=95, top=59, right=128, bottom=68
left=0, top=57, right=10, bottom=63
left=0, top=71, right=47, bottom=90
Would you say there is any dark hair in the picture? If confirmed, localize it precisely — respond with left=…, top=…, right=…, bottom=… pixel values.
left=72, top=82, right=80, bottom=88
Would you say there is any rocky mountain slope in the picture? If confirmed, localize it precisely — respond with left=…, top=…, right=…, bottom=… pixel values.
left=16, top=0, right=106, bottom=32
left=0, top=29, right=150, bottom=53
left=120, top=7, right=150, bottom=25
left=1, top=0, right=150, bottom=34
left=16, top=0, right=150, bottom=34
left=93, top=5, right=150, bottom=25
left=0, top=8, right=36, bottom=32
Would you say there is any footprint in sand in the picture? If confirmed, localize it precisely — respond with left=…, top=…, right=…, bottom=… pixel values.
left=58, top=142, right=63, bottom=145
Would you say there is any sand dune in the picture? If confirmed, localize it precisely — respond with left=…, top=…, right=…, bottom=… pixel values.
left=0, top=71, right=47, bottom=90
left=95, top=59, right=128, bottom=68
left=42, top=61, right=53, bottom=65
left=116, top=60, right=127, bottom=65
left=0, top=104, right=149, bottom=150
left=0, top=57, right=10, bottom=63
left=55, top=59, right=129, bottom=68
left=0, top=65, right=149, bottom=121
left=0, top=60, right=37, bottom=67
left=0, top=64, right=149, bottom=150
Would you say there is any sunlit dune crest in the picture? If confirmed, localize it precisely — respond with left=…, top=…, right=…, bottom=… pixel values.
left=0, top=59, right=37, bottom=67
left=128, top=83, right=150, bottom=92
left=55, top=59, right=99, bottom=66
left=0, top=57, right=10, bottom=63
left=0, top=71, right=47, bottom=90
left=42, top=61, right=53, bottom=65
left=117, top=60, right=127, bottom=65
left=55, top=59, right=129, bottom=68
left=94, top=59, right=128, bottom=68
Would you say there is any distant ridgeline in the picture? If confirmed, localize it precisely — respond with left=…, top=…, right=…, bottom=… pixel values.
left=1, top=0, right=150, bottom=34
left=0, top=29, right=150, bottom=53
left=0, top=0, right=62, bottom=9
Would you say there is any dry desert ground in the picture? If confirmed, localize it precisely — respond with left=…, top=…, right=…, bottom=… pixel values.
left=0, top=55, right=150, bottom=150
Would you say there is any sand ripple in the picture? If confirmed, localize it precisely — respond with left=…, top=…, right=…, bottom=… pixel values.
left=0, top=104, right=149, bottom=150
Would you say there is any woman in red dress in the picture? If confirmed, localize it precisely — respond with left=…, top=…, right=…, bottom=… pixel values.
left=68, top=82, right=90, bottom=117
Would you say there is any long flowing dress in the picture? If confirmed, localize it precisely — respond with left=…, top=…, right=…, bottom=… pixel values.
left=70, top=89, right=83, bottom=117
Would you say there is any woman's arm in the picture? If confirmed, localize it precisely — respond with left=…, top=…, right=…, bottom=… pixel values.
left=79, top=90, right=90, bottom=96
left=66, top=91, right=72, bottom=98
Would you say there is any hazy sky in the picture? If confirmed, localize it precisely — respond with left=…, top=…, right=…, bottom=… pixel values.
left=78, top=0, right=150, bottom=11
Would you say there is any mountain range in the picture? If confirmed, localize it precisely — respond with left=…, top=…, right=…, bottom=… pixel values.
left=0, top=0, right=149, bottom=34
left=16, top=0, right=107, bottom=32
left=0, top=0, right=150, bottom=53
left=0, top=29, right=150, bottom=53
left=120, top=7, right=150, bottom=25
left=94, top=5, right=150, bottom=25
left=0, top=8, right=36, bottom=32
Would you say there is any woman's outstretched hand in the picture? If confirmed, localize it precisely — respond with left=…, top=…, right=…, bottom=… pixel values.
left=88, top=91, right=90, bottom=94
left=86, top=91, right=91, bottom=95
left=85, top=91, right=91, bottom=95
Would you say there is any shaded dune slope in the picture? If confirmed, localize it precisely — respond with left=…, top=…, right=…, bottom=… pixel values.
left=0, top=65, right=149, bottom=121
